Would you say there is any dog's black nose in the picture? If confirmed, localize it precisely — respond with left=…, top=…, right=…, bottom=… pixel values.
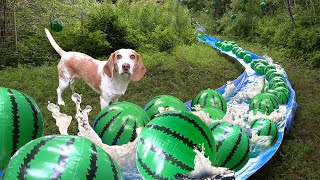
left=122, top=63, right=130, bottom=71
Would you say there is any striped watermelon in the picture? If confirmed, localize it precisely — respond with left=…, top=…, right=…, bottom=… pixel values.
left=144, top=95, right=188, bottom=119
left=250, top=118, right=279, bottom=145
left=250, top=60, right=259, bottom=70
left=237, top=51, right=247, bottom=59
left=1, top=135, right=123, bottom=179
left=262, top=81, right=289, bottom=93
left=0, top=88, right=44, bottom=170
left=268, top=77, right=286, bottom=84
left=209, top=121, right=251, bottom=171
left=257, top=60, right=269, bottom=66
left=136, top=110, right=216, bottom=179
left=232, top=47, right=241, bottom=54
left=265, top=70, right=283, bottom=81
left=201, top=107, right=225, bottom=120
left=215, top=41, right=222, bottom=48
left=235, top=48, right=243, bottom=56
left=264, top=65, right=276, bottom=73
left=93, top=101, right=150, bottom=146
left=191, top=89, right=227, bottom=114
left=243, top=54, right=252, bottom=63
left=269, top=81, right=288, bottom=90
left=254, top=64, right=266, bottom=75
left=264, top=69, right=277, bottom=79
left=249, top=93, right=279, bottom=115
left=268, top=87, right=291, bottom=105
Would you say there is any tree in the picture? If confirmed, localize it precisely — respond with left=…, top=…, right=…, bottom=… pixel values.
left=0, top=0, right=8, bottom=42
left=284, top=0, right=296, bottom=27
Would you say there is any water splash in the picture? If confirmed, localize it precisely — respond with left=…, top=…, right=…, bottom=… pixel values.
left=178, top=145, right=235, bottom=179
left=222, top=81, right=237, bottom=100
left=47, top=93, right=141, bottom=168
left=250, top=131, right=273, bottom=158
left=247, top=106, right=286, bottom=125
left=191, top=104, right=215, bottom=126
left=47, top=102, right=72, bottom=135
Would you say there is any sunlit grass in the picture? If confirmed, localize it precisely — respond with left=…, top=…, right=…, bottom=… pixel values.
left=0, top=43, right=242, bottom=135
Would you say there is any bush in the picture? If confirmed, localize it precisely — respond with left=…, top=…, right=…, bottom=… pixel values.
left=116, top=0, right=195, bottom=52
left=85, top=3, right=136, bottom=53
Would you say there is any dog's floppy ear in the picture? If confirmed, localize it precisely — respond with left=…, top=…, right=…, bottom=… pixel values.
left=131, top=52, right=146, bottom=81
left=104, top=52, right=116, bottom=79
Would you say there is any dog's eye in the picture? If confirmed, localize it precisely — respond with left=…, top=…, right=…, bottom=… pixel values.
left=130, top=54, right=135, bottom=60
left=116, top=54, right=122, bottom=59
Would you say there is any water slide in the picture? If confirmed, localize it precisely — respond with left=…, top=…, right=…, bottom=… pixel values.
left=185, top=33, right=298, bottom=179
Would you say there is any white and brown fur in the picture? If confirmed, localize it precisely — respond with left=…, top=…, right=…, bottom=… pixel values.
left=45, top=28, right=146, bottom=109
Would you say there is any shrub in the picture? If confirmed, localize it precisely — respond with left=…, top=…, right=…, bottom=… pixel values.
left=116, top=0, right=195, bottom=52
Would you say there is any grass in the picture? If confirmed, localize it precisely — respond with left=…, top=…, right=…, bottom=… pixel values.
left=0, top=43, right=242, bottom=135
left=1, top=38, right=319, bottom=179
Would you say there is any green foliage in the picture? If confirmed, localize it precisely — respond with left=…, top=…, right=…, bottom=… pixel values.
left=179, top=0, right=209, bottom=11
left=0, top=0, right=197, bottom=68
left=85, top=3, right=135, bottom=53
left=180, top=0, right=232, bottom=18
left=181, top=0, right=320, bottom=68
left=116, top=0, right=195, bottom=52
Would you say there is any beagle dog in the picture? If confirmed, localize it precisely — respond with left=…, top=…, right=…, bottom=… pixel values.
left=45, top=28, right=146, bottom=109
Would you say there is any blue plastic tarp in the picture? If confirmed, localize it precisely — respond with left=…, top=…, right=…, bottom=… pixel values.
left=191, top=34, right=298, bottom=179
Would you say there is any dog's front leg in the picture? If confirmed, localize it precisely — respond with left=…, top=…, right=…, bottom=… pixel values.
left=100, top=96, right=110, bottom=110
left=111, top=95, right=120, bottom=104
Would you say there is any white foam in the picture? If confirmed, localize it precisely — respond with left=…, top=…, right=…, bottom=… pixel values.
left=189, top=144, right=235, bottom=179
left=47, top=93, right=140, bottom=168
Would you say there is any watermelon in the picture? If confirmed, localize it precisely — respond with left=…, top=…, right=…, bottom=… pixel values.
left=215, top=41, right=222, bottom=48
left=201, top=107, right=225, bottom=120
left=209, top=121, right=251, bottom=171
left=144, top=95, right=188, bottom=120
left=238, top=51, right=247, bottom=59
left=257, top=60, right=269, bottom=66
left=250, top=118, right=279, bottom=145
left=249, top=93, right=279, bottom=115
left=136, top=110, right=215, bottom=179
left=250, top=60, right=260, bottom=70
left=264, top=69, right=277, bottom=79
left=254, top=64, right=266, bottom=75
left=260, top=2, right=268, bottom=10
left=50, top=19, right=63, bottom=32
left=1, top=135, right=123, bottom=179
left=0, top=87, right=44, bottom=170
left=268, top=77, right=286, bottom=84
left=262, top=81, right=289, bottom=93
left=232, top=47, right=241, bottom=54
left=268, top=87, right=291, bottom=104
left=243, top=54, right=253, bottom=63
left=93, top=101, right=149, bottom=145
left=235, top=48, right=243, bottom=57
left=264, top=65, right=276, bottom=73
left=265, top=70, right=284, bottom=81
left=191, top=88, right=227, bottom=114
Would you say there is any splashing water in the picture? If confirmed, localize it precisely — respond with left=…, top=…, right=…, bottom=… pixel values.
left=177, top=145, right=235, bottom=179
left=250, top=131, right=273, bottom=158
left=47, top=93, right=141, bottom=176
left=47, top=102, right=72, bottom=135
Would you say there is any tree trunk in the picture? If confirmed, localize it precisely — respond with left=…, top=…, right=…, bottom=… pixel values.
left=284, top=0, right=296, bottom=27
left=0, top=0, right=7, bottom=42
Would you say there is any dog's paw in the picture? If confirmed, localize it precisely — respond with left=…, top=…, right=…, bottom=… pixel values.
left=58, top=100, right=65, bottom=106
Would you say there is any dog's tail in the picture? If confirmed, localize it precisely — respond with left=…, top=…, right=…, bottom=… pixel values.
left=45, top=28, right=65, bottom=56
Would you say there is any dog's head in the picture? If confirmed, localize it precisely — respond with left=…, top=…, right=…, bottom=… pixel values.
left=104, top=49, right=146, bottom=81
